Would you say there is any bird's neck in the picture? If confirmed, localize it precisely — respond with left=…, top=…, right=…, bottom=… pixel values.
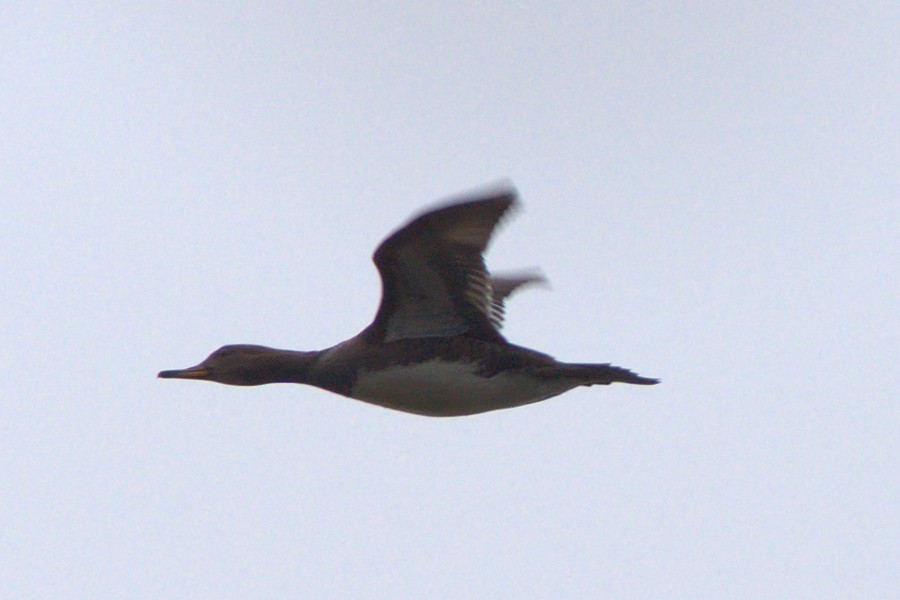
left=258, top=349, right=322, bottom=384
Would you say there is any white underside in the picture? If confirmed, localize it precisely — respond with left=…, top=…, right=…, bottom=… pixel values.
left=350, top=360, right=579, bottom=416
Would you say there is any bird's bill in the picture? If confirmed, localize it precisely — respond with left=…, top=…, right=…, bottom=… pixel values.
left=158, top=365, right=210, bottom=379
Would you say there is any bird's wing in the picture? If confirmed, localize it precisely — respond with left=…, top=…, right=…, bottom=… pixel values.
left=488, top=271, right=547, bottom=330
left=362, top=184, right=518, bottom=343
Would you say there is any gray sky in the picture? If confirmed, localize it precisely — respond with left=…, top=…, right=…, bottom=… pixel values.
left=3, top=3, right=897, bottom=598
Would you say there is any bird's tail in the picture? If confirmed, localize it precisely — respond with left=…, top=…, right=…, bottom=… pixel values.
left=561, top=363, right=659, bottom=386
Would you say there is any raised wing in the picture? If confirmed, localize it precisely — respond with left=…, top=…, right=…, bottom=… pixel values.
left=361, top=185, right=518, bottom=343
left=488, top=271, right=547, bottom=330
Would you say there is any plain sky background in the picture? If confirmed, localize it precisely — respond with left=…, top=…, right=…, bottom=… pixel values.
left=3, top=3, right=897, bottom=598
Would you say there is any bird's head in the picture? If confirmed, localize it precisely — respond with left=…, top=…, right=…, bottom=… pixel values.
left=158, top=344, right=279, bottom=386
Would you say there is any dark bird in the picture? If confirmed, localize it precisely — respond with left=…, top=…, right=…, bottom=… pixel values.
left=159, top=184, right=658, bottom=416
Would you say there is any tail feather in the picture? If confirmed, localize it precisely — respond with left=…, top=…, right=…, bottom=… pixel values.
left=564, top=363, right=659, bottom=386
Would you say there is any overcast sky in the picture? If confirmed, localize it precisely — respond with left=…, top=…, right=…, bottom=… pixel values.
left=3, top=3, right=897, bottom=598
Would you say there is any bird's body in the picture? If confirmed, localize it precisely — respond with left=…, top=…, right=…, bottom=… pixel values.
left=350, top=355, right=574, bottom=417
left=159, top=184, right=658, bottom=416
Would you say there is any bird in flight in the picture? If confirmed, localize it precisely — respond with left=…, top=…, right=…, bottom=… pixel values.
left=159, top=184, right=658, bottom=416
